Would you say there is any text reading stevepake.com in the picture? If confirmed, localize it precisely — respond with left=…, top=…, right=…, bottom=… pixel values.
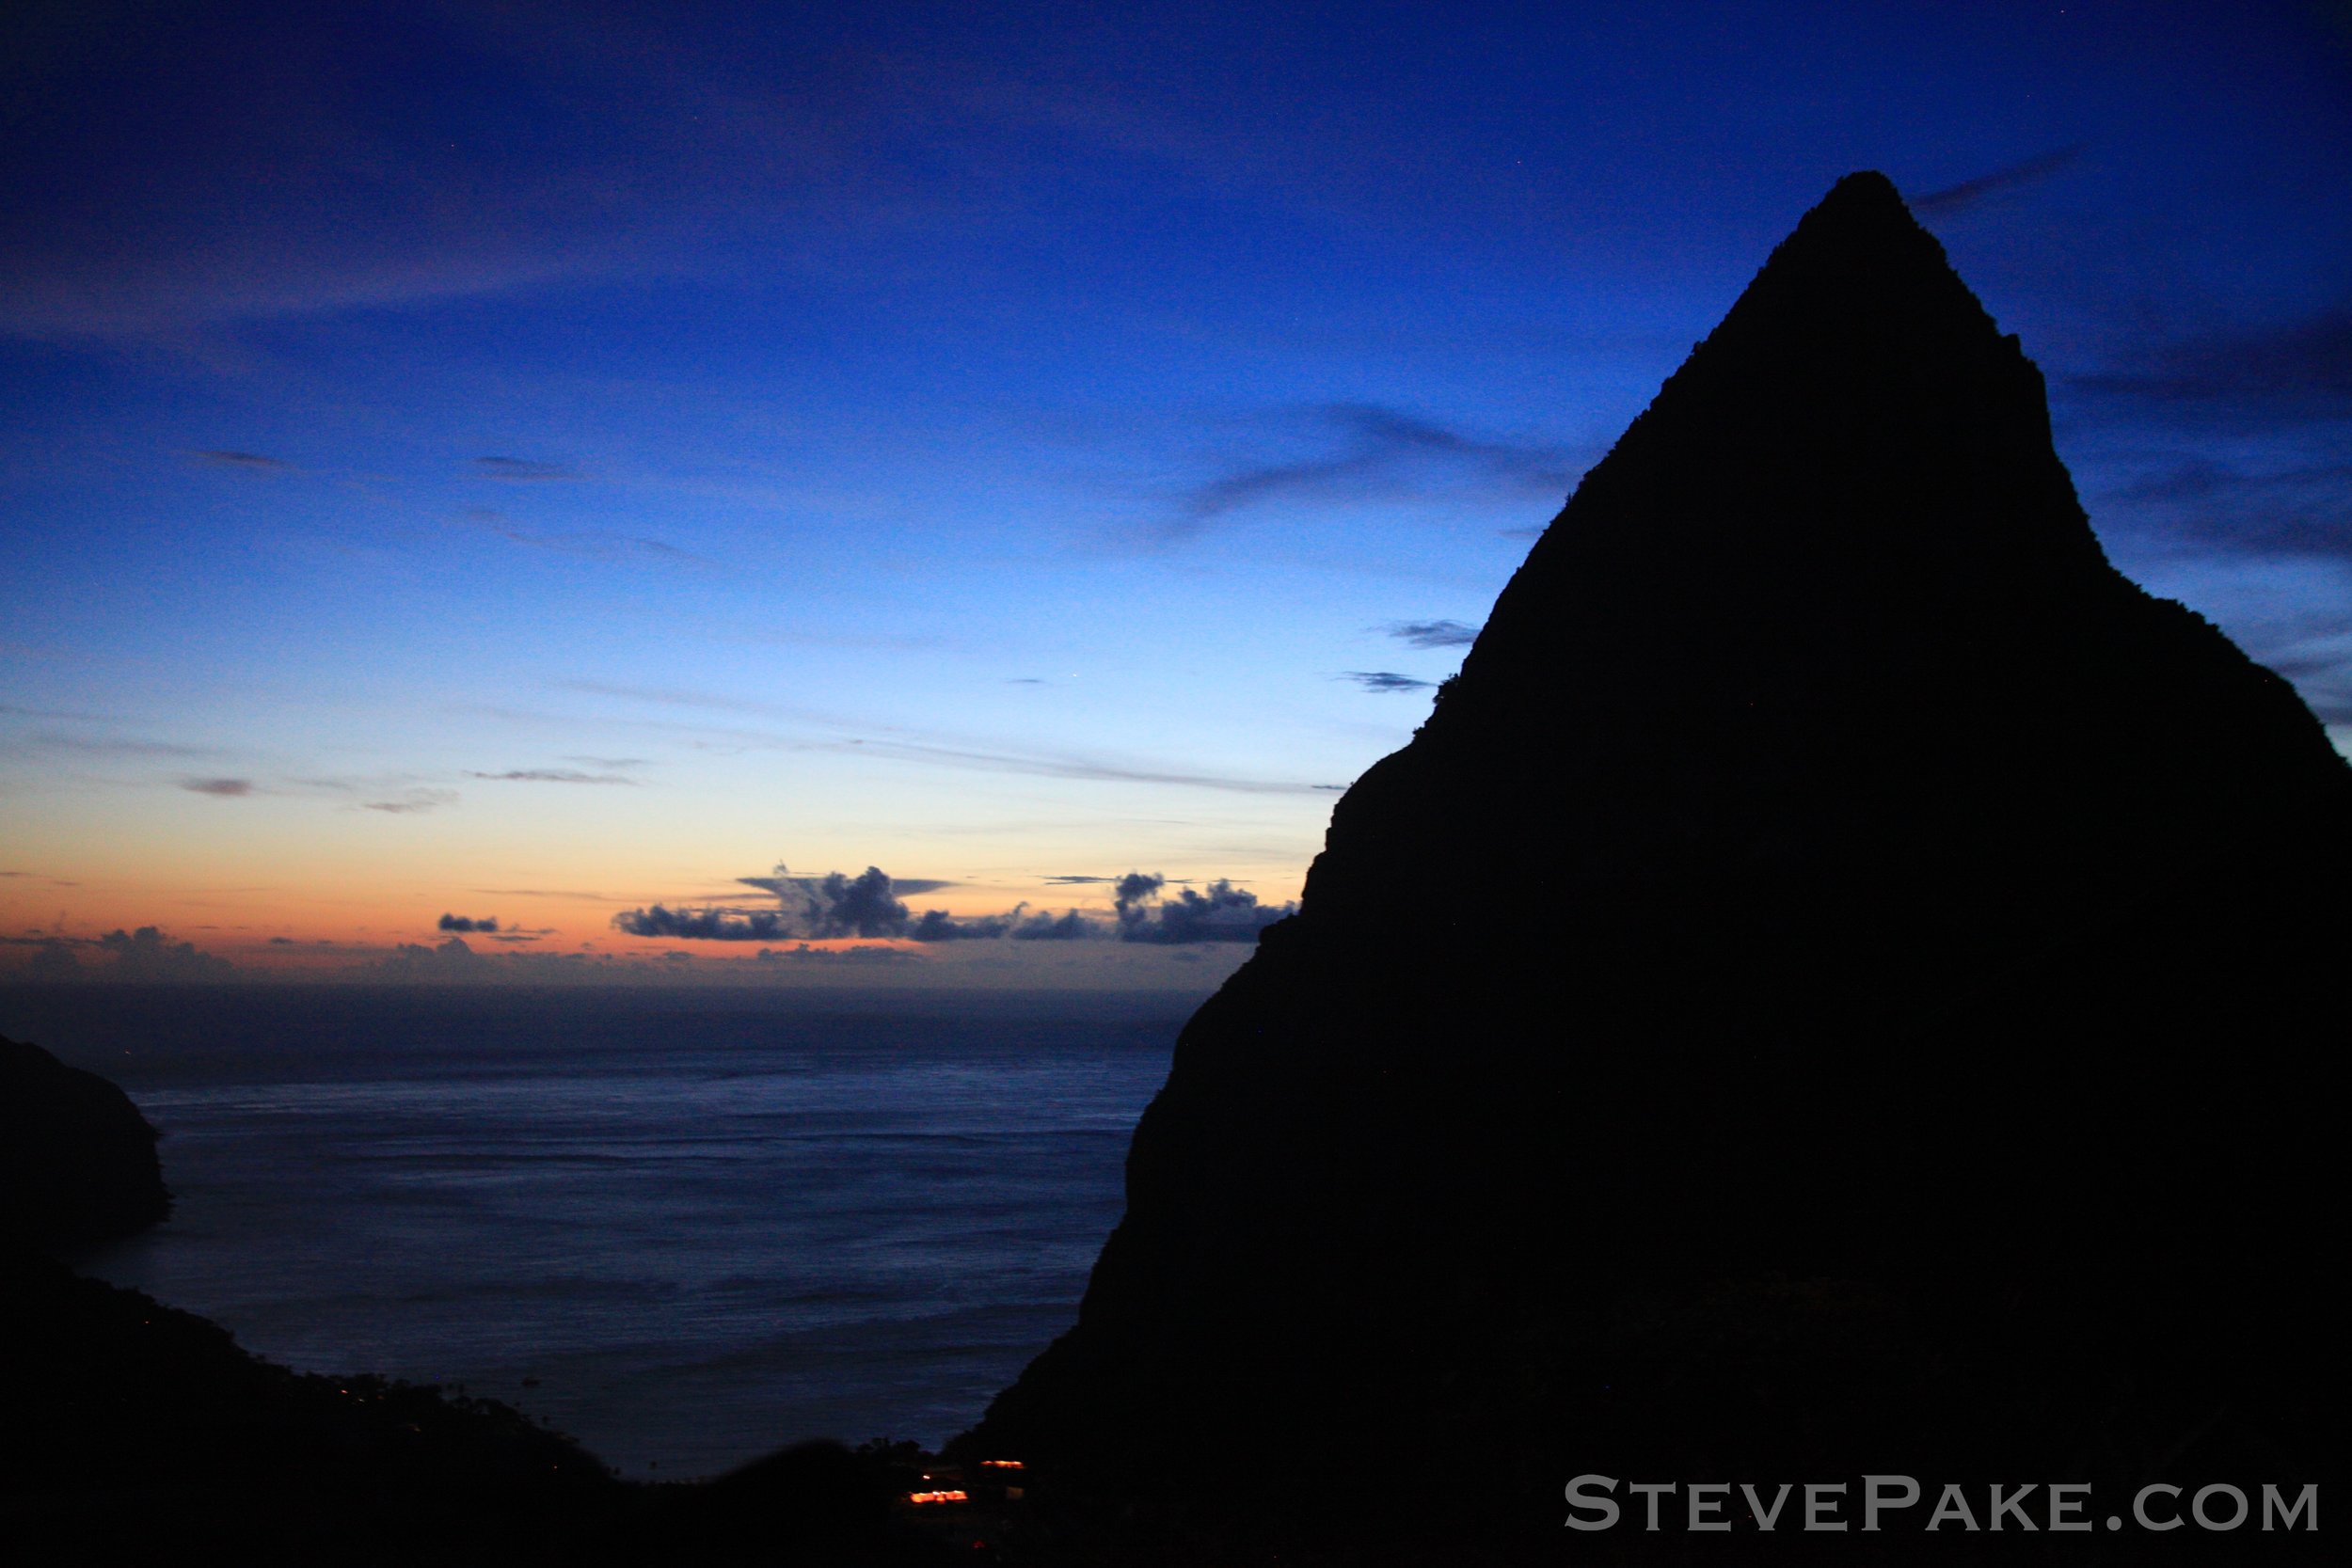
left=1565, top=1477, right=2317, bottom=1534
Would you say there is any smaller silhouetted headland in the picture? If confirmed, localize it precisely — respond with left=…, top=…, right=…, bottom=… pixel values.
left=3, top=1034, right=171, bottom=1249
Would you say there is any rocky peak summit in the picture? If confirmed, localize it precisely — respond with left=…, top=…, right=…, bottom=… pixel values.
left=969, top=172, right=2346, bottom=1554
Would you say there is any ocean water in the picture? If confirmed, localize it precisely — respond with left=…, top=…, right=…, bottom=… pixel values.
left=4, top=983, right=1184, bottom=1478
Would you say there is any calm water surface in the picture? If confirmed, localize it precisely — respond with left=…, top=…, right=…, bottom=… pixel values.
left=4, top=984, right=1182, bottom=1478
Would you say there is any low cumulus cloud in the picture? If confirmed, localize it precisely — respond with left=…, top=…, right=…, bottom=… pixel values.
left=1341, top=671, right=1435, bottom=693
left=1382, top=619, right=1480, bottom=649
left=374, top=937, right=491, bottom=979
left=97, top=926, right=237, bottom=981
left=366, top=938, right=596, bottom=981
left=1128, top=882, right=1289, bottom=943
left=615, top=906, right=795, bottom=942
left=1011, top=909, right=1091, bottom=941
left=613, top=863, right=1295, bottom=946
left=755, top=943, right=921, bottom=966
left=20, top=940, right=84, bottom=980
left=438, top=912, right=500, bottom=933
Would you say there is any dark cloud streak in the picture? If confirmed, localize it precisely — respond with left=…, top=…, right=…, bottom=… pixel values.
left=556, top=681, right=1326, bottom=795
left=2071, top=309, right=2352, bottom=424
left=466, top=768, right=636, bottom=784
left=192, top=450, right=294, bottom=472
left=1913, top=145, right=2084, bottom=214
left=1381, top=619, right=1480, bottom=649
left=1158, top=404, right=1579, bottom=540
left=2106, top=459, right=2352, bottom=562
left=471, top=456, right=580, bottom=482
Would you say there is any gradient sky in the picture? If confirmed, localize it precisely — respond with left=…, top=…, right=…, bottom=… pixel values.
left=4, top=1, right=2347, bottom=983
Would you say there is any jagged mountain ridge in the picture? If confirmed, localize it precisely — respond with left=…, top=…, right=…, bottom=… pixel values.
left=970, top=172, right=2346, bottom=1536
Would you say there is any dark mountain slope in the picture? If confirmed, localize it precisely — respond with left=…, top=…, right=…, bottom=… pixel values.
left=969, top=173, right=2346, bottom=1554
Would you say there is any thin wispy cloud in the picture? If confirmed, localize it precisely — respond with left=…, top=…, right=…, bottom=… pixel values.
left=0, top=11, right=1034, bottom=342
left=24, top=731, right=221, bottom=758
left=180, top=776, right=255, bottom=796
left=465, top=768, right=638, bottom=784
left=739, top=873, right=958, bottom=898
left=554, top=680, right=1327, bottom=794
left=471, top=456, right=580, bottom=482
left=360, top=787, right=458, bottom=814
left=1913, top=145, right=2085, bottom=215
left=1154, top=403, right=1581, bottom=541
left=192, top=449, right=294, bottom=472
left=1340, top=671, right=1434, bottom=693
left=2108, top=459, right=2352, bottom=562
left=2258, top=639, right=2352, bottom=723
left=2071, top=309, right=2352, bottom=426
left=458, top=509, right=708, bottom=567
left=1381, top=619, right=1480, bottom=649
left=472, top=888, right=619, bottom=902
left=1, top=703, right=115, bottom=721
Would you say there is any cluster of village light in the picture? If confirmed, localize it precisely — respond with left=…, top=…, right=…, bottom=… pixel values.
left=909, top=1458, right=1025, bottom=1506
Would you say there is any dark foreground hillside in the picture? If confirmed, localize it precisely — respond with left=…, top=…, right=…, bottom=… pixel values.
left=1, top=1031, right=959, bottom=1566
left=2, top=1251, right=978, bottom=1566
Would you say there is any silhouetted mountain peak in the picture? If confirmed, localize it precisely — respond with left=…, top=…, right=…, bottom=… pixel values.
left=968, top=174, right=2347, bottom=1557
left=1451, top=172, right=2104, bottom=725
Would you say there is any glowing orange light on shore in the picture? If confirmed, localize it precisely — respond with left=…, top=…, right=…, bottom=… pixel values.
left=979, top=1459, right=1025, bottom=1469
left=910, top=1490, right=970, bottom=1505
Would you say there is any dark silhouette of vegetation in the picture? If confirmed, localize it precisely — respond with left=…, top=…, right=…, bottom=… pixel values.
left=1, top=1252, right=975, bottom=1564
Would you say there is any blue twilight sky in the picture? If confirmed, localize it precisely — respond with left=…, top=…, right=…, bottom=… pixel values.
left=2, top=1, right=2347, bottom=982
